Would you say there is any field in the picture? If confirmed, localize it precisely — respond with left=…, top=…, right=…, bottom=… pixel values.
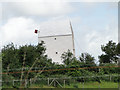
left=2, top=81, right=120, bottom=88
left=65, top=81, right=119, bottom=88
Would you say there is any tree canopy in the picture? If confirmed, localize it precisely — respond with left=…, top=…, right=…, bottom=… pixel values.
left=1, top=40, right=120, bottom=88
left=99, top=40, right=119, bottom=64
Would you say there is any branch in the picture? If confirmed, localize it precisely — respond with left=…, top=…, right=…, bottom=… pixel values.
left=31, top=66, right=46, bottom=83
left=21, top=58, right=38, bottom=87
left=20, top=51, right=26, bottom=85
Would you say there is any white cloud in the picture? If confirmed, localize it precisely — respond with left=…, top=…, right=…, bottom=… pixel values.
left=81, top=0, right=118, bottom=2
left=0, top=1, right=118, bottom=64
left=0, top=3, right=2, bottom=25
left=0, top=16, right=78, bottom=48
left=0, top=0, right=119, bottom=2
left=0, top=17, right=38, bottom=49
left=74, top=22, right=118, bottom=63
left=0, top=16, right=118, bottom=64
left=2, top=1, right=73, bottom=17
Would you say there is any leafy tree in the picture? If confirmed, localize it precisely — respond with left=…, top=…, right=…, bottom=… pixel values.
left=61, top=50, right=75, bottom=66
left=2, top=43, right=19, bottom=71
left=0, top=52, right=2, bottom=62
left=2, top=40, right=120, bottom=88
left=116, top=43, right=120, bottom=74
left=99, top=54, right=111, bottom=63
left=79, top=53, right=95, bottom=65
left=99, top=40, right=118, bottom=64
left=79, top=53, right=96, bottom=72
left=116, top=43, right=120, bottom=57
left=1, top=42, right=53, bottom=86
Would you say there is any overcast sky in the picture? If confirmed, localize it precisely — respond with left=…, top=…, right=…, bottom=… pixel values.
left=0, top=0, right=119, bottom=63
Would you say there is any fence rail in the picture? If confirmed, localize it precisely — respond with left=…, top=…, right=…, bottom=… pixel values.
left=1, top=74, right=120, bottom=88
left=1, top=65, right=120, bottom=75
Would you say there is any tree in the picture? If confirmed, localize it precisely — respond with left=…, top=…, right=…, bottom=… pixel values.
left=1, top=42, right=53, bottom=86
left=116, top=43, right=120, bottom=57
left=2, top=43, right=19, bottom=71
left=99, top=54, right=110, bottom=63
left=78, top=53, right=96, bottom=72
left=99, top=40, right=118, bottom=64
left=79, top=53, right=95, bottom=65
left=0, top=52, right=2, bottom=62
left=61, top=50, right=75, bottom=66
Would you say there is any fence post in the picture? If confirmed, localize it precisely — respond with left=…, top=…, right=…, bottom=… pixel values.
left=25, top=79, right=27, bottom=88
left=82, top=78, right=84, bottom=89
left=30, top=78, right=32, bottom=86
left=64, top=79, right=65, bottom=88
left=54, top=79, right=56, bottom=87
left=110, top=75, right=111, bottom=81
left=98, top=82, right=100, bottom=90
left=13, top=80, right=14, bottom=86
left=48, top=78, right=49, bottom=86
left=82, top=82, right=84, bottom=89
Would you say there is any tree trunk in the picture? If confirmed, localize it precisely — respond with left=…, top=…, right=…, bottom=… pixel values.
left=20, top=51, right=26, bottom=85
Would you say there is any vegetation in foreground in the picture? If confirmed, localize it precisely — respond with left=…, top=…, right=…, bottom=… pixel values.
left=2, top=81, right=119, bottom=88
left=65, top=81, right=119, bottom=88
left=1, top=40, right=120, bottom=88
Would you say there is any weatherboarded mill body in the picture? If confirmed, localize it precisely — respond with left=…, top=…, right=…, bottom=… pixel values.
left=35, top=20, right=75, bottom=63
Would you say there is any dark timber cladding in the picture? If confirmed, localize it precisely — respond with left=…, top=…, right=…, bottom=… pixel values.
left=38, top=34, right=72, bottom=38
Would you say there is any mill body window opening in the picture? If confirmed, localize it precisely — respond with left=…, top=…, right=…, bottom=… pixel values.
left=56, top=52, right=58, bottom=54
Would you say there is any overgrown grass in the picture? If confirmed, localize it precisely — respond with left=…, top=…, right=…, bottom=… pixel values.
left=29, top=84, right=55, bottom=88
left=2, top=81, right=119, bottom=88
left=65, top=81, right=119, bottom=88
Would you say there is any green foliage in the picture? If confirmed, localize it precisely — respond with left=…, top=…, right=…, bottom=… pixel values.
left=101, top=41, right=116, bottom=56
left=2, top=40, right=120, bottom=88
left=99, top=63, right=117, bottom=74
left=73, top=84, right=78, bottom=88
left=0, top=52, right=2, bottom=62
left=99, top=41, right=119, bottom=64
left=61, top=50, right=75, bottom=66
left=116, top=43, right=120, bottom=56
left=79, top=53, right=97, bottom=72
left=2, top=43, right=19, bottom=70
left=2, top=42, right=53, bottom=81
left=79, top=53, right=95, bottom=64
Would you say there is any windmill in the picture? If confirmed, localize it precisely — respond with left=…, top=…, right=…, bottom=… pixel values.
left=35, top=19, right=75, bottom=64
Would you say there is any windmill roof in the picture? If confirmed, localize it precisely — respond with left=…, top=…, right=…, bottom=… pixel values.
left=38, top=19, right=72, bottom=37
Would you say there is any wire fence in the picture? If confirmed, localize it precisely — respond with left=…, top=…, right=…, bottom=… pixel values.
left=1, top=65, right=120, bottom=75
left=2, top=63, right=117, bottom=72
left=1, top=63, right=120, bottom=88
left=1, top=74, right=120, bottom=88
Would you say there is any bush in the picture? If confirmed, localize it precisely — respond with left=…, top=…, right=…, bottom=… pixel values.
left=73, top=84, right=78, bottom=88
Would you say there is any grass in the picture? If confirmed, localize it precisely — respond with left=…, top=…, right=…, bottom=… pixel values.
left=29, top=84, right=55, bottom=88
left=2, top=81, right=120, bottom=88
left=65, top=81, right=119, bottom=88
